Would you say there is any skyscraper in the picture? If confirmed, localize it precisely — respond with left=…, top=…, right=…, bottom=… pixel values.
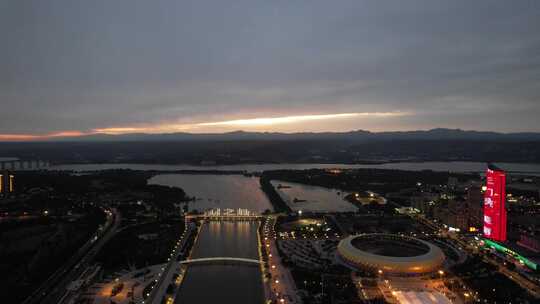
left=483, top=164, right=507, bottom=242
left=0, top=171, right=14, bottom=195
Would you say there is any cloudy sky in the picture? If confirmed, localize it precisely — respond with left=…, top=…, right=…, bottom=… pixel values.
left=1, top=1, right=539, bottom=139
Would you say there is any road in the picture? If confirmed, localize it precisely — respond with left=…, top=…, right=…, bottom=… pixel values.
left=264, top=215, right=302, bottom=304
left=22, top=207, right=121, bottom=304
left=414, top=214, right=540, bottom=299
left=487, top=256, right=540, bottom=298
left=147, top=223, right=195, bottom=304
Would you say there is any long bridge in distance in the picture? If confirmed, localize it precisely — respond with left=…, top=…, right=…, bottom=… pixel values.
left=185, top=208, right=263, bottom=220
left=0, top=159, right=50, bottom=171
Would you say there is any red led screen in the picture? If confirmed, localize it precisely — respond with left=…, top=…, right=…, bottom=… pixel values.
left=483, top=167, right=507, bottom=242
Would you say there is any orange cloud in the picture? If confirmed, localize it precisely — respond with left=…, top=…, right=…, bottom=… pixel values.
left=0, top=131, right=88, bottom=141
left=197, top=112, right=405, bottom=127
left=0, top=134, right=41, bottom=141
left=95, top=112, right=409, bottom=134
left=92, top=127, right=144, bottom=135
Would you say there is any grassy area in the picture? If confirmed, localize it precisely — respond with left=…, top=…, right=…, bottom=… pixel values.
left=0, top=208, right=104, bottom=303
left=259, top=175, right=292, bottom=213
left=261, top=169, right=477, bottom=197
left=96, top=219, right=184, bottom=275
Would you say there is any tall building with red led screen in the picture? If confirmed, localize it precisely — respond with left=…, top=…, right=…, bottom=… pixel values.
left=483, top=164, right=507, bottom=242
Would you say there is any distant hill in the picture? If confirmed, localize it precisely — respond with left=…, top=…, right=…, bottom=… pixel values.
left=53, top=128, right=540, bottom=142
left=2, top=128, right=540, bottom=164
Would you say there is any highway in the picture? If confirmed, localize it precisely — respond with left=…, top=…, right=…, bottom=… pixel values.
left=22, top=207, right=121, bottom=304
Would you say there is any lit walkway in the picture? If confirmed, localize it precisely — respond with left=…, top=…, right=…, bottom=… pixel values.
left=179, top=257, right=261, bottom=265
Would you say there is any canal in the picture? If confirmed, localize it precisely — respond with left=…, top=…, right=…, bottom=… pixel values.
left=176, top=221, right=264, bottom=304
left=148, top=174, right=270, bottom=304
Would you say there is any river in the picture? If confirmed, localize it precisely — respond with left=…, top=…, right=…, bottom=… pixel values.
left=149, top=174, right=270, bottom=304
left=271, top=180, right=357, bottom=213
left=176, top=222, right=264, bottom=304
left=149, top=174, right=272, bottom=212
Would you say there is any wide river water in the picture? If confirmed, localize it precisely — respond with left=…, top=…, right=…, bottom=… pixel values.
left=149, top=175, right=270, bottom=304
left=149, top=174, right=272, bottom=212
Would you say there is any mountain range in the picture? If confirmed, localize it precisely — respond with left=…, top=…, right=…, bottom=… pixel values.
left=3, top=128, right=540, bottom=164
left=56, top=128, right=540, bottom=142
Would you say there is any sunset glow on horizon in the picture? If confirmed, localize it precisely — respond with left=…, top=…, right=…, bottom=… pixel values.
left=0, top=112, right=409, bottom=141
left=0, top=131, right=87, bottom=141
left=2, top=2, right=539, bottom=136
left=197, top=112, right=405, bottom=127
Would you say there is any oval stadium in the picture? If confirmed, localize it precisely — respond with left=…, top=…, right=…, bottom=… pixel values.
left=337, top=234, right=445, bottom=275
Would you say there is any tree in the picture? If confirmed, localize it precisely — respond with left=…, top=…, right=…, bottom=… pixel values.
left=166, top=283, right=175, bottom=294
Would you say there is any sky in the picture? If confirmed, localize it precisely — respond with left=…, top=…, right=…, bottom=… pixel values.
left=1, top=0, right=539, bottom=140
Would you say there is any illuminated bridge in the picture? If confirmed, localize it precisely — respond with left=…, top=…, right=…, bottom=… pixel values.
left=186, top=208, right=263, bottom=220
left=179, top=257, right=262, bottom=266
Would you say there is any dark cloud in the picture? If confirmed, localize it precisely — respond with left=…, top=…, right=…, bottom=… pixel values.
left=0, top=0, right=539, bottom=134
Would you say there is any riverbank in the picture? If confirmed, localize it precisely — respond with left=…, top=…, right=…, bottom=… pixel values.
left=260, top=175, right=292, bottom=213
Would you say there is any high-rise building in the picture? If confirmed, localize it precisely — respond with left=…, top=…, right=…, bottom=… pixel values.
left=9, top=174, right=14, bottom=192
left=483, top=164, right=507, bottom=242
left=467, top=185, right=483, bottom=229
left=0, top=171, right=14, bottom=195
